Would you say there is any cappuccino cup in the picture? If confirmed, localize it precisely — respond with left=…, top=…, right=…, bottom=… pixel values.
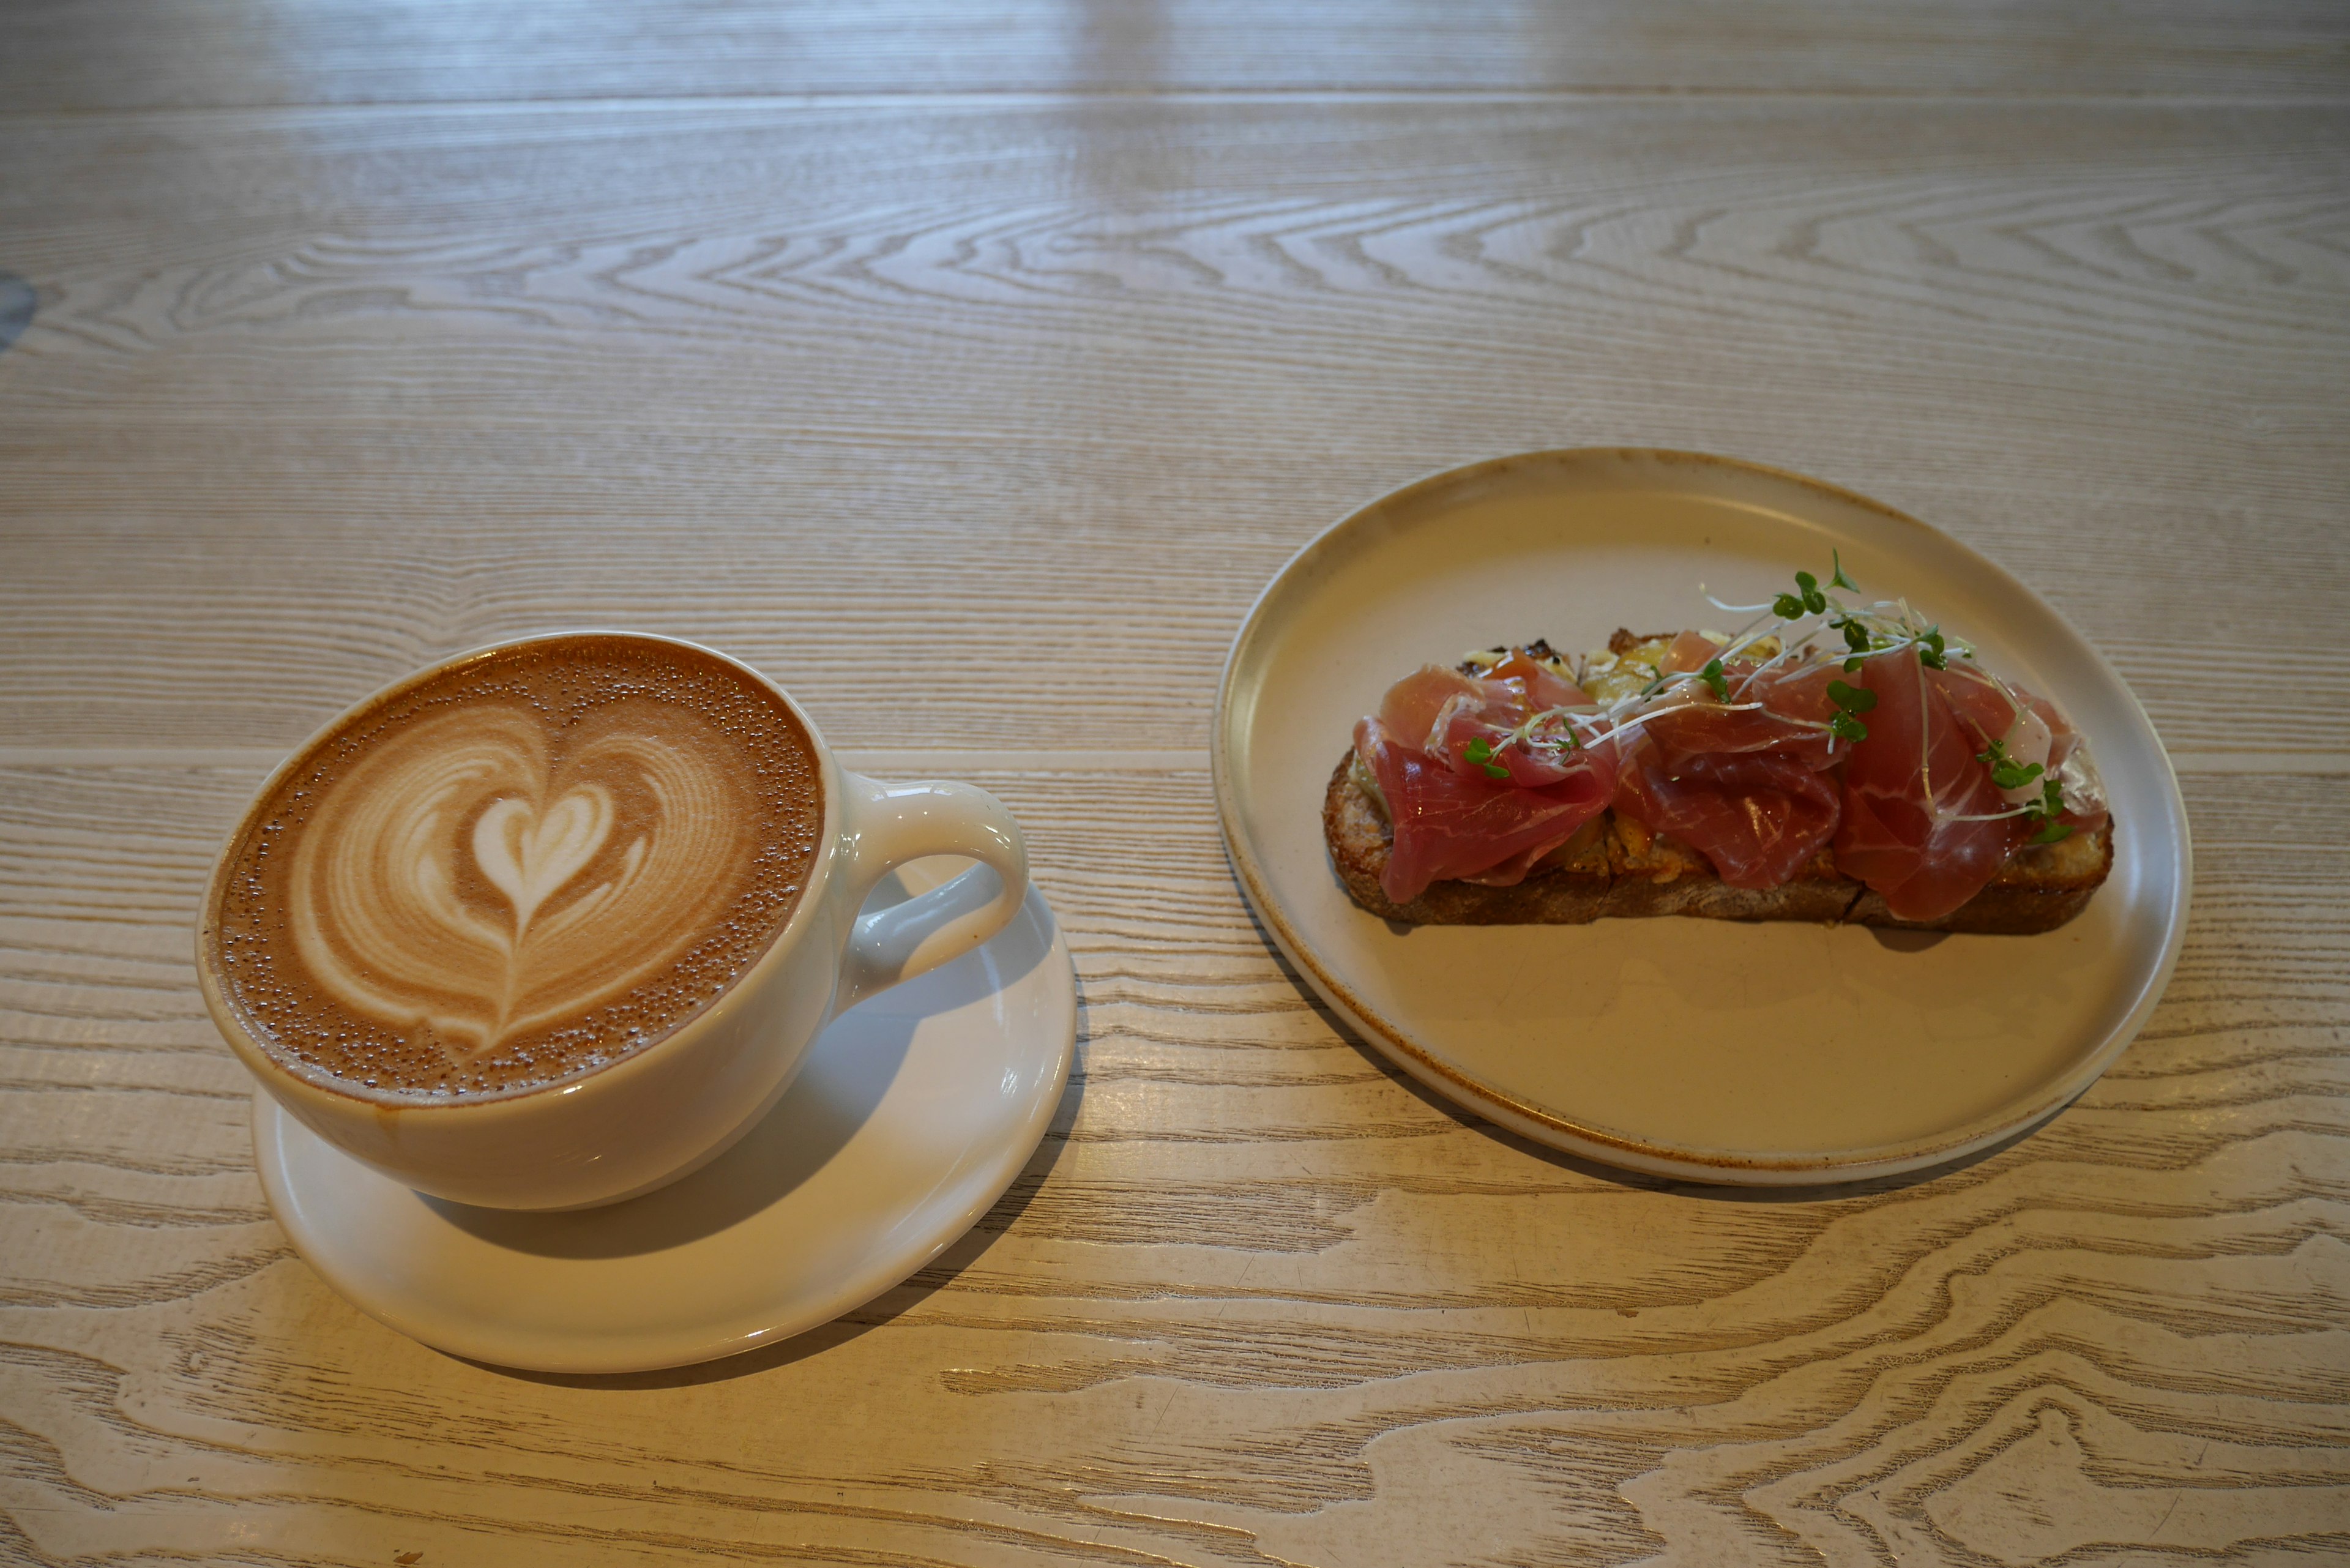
left=196, top=631, right=1029, bottom=1211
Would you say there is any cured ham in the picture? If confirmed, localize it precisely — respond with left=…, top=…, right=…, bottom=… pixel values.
left=1611, top=657, right=1845, bottom=889
left=1354, top=719, right=1614, bottom=903
left=1928, top=664, right=2110, bottom=836
left=1352, top=658, right=1614, bottom=903
left=1343, top=575, right=2105, bottom=927
left=1616, top=745, right=1842, bottom=890
left=1833, top=648, right=2023, bottom=922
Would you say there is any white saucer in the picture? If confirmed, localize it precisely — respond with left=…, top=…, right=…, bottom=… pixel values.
left=1215, top=449, right=2191, bottom=1185
left=254, top=872, right=1075, bottom=1374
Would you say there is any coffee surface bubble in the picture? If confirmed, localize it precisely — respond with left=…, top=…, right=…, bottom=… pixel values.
left=207, top=635, right=823, bottom=1101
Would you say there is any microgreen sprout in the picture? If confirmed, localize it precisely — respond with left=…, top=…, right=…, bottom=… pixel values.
left=1699, top=657, right=1728, bottom=702
left=1977, top=737, right=2043, bottom=793
left=1594, top=556, right=1971, bottom=747
left=2028, top=782, right=2074, bottom=845
left=1461, top=736, right=1511, bottom=780
left=1774, top=569, right=1829, bottom=621
left=1977, top=739, right=2074, bottom=842
left=1825, top=678, right=1877, bottom=742
left=1833, top=615, right=1873, bottom=671
left=1513, top=709, right=1583, bottom=753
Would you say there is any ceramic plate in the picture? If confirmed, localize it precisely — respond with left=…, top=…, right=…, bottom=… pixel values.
left=1215, top=449, right=2189, bottom=1184
left=256, top=873, right=1075, bottom=1373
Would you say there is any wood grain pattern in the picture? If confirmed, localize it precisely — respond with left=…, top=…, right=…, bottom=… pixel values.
left=1, top=761, right=2346, bottom=1564
left=6, top=0, right=2350, bottom=110
left=6, top=4, right=2350, bottom=1561
left=2, top=102, right=2347, bottom=757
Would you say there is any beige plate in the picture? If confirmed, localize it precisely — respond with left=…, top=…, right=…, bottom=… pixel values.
left=1214, top=449, right=2190, bottom=1185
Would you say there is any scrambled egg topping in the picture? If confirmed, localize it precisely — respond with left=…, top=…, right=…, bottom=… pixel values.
left=1578, top=635, right=1680, bottom=706
left=1574, top=630, right=1785, bottom=705
left=1458, top=644, right=1575, bottom=680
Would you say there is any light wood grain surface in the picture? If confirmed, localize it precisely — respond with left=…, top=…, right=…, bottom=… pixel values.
left=4, top=4, right=2348, bottom=1564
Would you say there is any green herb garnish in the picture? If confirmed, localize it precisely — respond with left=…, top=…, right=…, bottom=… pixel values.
left=1918, top=626, right=1947, bottom=671
left=1699, top=657, right=1728, bottom=701
left=1463, top=736, right=1511, bottom=780
left=1830, top=550, right=1859, bottom=591
left=1773, top=568, right=1830, bottom=620
left=1836, top=614, right=1873, bottom=670
left=2026, top=777, right=2072, bottom=842
left=1980, top=739, right=2074, bottom=841
left=1826, top=678, right=1877, bottom=742
left=1977, top=738, right=2043, bottom=793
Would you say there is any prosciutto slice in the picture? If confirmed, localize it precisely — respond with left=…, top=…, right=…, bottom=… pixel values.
left=1429, top=697, right=1597, bottom=788
left=1377, top=666, right=1499, bottom=752
left=1616, top=744, right=1843, bottom=889
left=1928, top=663, right=2109, bottom=836
left=1354, top=719, right=1616, bottom=903
left=1833, top=648, right=2021, bottom=921
left=1353, top=657, right=1614, bottom=903
left=1611, top=659, right=1845, bottom=889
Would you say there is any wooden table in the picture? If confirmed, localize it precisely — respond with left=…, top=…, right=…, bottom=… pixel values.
left=5, top=5, right=2348, bottom=1562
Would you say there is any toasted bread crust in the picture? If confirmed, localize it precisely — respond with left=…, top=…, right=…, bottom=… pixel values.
left=1323, top=753, right=2112, bottom=933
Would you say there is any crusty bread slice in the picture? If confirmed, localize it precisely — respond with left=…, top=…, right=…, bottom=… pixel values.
left=1324, top=753, right=2113, bottom=933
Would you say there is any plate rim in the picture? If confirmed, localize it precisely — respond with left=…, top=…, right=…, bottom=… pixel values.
left=1212, top=447, right=2192, bottom=1185
left=253, top=889, right=1078, bottom=1373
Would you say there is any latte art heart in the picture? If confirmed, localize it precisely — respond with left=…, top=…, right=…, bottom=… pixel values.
left=284, top=705, right=750, bottom=1059
left=208, top=635, right=823, bottom=1099
left=472, top=788, right=614, bottom=940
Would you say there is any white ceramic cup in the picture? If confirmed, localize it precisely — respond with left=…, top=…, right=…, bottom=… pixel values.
left=195, top=632, right=1030, bottom=1211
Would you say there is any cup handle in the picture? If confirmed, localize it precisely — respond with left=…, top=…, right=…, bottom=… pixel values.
left=830, top=772, right=1031, bottom=1017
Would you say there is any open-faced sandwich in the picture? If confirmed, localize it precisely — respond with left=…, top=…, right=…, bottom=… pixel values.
left=1327, top=556, right=2113, bottom=933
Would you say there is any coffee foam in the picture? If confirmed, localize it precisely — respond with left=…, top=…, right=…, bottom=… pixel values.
left=207, top=636, right=823, bottom=1101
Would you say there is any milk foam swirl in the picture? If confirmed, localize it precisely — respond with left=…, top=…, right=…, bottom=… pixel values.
left=207, top=636, right=824, bottom=1099
left=288, top=704, right=745, bottom=1059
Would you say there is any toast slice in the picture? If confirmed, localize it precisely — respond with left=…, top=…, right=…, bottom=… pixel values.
left=1324, top=752, right=2113, bottom=933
